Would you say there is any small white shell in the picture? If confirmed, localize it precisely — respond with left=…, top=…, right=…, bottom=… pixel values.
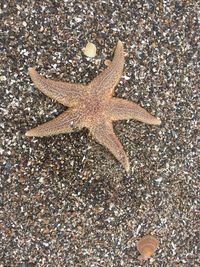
left=82, top=42, right=97, bottom=58
left=136, top=235, right=159, bottom=260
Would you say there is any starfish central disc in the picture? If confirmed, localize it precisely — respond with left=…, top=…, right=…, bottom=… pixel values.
left=84, top=97, right=105, bottom=118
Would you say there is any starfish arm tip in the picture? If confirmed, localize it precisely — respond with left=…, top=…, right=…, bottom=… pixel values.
left=25, top=130, right=33, bottom=137
left=117, top=40, right=123, bottom=49
left=125, top=161, right=130, bottom=173
left=155, top=117, right=161, bottom=125
left=120, top=153, right=130, bottom=173
left=25, top=128, right=39, bottom=137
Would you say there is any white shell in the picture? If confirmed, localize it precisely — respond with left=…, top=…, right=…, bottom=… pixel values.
left=82, top=42, right=97, bottom=58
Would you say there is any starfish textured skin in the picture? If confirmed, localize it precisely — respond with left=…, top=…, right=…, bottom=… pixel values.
left=26, top=41, right=161, bottom=172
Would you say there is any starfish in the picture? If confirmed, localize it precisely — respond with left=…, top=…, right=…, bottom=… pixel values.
left=26, top=41, right=161, bottom=172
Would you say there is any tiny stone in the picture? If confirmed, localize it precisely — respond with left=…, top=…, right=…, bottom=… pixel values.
left=0, top=76, right=6, bottom=81
left=39, top=177, right=45, bottom=184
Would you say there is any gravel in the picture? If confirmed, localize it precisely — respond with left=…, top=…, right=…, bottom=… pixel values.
left=1, top=1, right=199, bottom=266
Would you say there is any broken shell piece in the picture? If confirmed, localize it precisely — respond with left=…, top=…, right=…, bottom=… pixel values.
left=136, top=235, right=159, bottom=260
left=82, top=42, right=96, bottom=58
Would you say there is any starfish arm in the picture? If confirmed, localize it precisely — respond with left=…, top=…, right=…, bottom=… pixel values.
left=89, top=40, right=124, bottom=97
left=91, top=121, right=130, bottom=172
left=25, top=109, right=82, bottom=137
left=28, top=68, right=86, bottom=107
left=108, top=98, right=161, bottom=125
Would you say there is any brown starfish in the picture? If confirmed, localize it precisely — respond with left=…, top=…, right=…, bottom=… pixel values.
left=26, top=41, right=161, bottom=172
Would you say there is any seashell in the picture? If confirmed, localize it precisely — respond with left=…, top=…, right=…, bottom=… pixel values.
left=136, top=235, right=159, bottom=260
left=82, top=42, right=96, bottom=58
